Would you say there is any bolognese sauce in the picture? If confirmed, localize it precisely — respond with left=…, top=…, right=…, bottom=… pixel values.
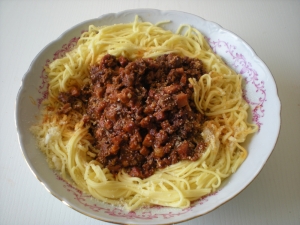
left=58, top=54, right=206, bottom=178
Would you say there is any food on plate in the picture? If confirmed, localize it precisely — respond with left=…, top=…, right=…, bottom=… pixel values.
left=31, top=16, right=258, bottom=210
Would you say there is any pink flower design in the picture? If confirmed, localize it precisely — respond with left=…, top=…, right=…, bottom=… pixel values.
left=209, top=39, right=266, bottom=129
left=53, top=37, right=80, bottom=60
left=36, top=34, right=83, bottom=107
left=36, top=59, right=50, bottom=107
left=55, top=173, right=215, bottom=220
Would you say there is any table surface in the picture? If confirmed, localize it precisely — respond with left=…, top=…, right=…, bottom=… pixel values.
left=1, top=0, right=300, bottom=224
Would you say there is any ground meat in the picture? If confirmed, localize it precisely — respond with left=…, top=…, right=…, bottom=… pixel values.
left=57, top=84, right=91, bottom=115
left=57, top=54, right=206, bottom=179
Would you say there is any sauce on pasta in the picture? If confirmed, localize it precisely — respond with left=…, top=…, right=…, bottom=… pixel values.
left=58, top=53, right=206, bottom=179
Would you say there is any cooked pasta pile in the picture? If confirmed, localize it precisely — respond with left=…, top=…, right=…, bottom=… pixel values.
left=31, top=16, right=258, bottom=210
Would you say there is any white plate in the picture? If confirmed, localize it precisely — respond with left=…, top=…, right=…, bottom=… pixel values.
left=15, top=9, right=280, bottom=224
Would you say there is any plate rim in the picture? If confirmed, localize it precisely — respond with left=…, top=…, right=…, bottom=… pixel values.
left=15, top=8, right=281, bottom=224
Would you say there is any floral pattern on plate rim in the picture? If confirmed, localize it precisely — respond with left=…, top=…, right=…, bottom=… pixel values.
left=208, top=38, right=266, bottom=129
left=35, top=33, right=266, bottom=219
left=56, top=173, right=217, bottom=219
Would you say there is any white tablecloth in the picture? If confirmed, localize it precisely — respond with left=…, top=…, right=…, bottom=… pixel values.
left=1, top=0, right=299, bottom=224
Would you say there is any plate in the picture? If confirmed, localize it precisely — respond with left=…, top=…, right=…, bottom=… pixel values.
left=15, top=9, right=280, bottom=224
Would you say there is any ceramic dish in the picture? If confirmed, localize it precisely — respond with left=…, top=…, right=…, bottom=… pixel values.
left=15, top=9, right=280, bottom=224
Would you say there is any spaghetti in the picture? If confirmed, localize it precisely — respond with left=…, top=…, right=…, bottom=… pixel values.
left=31, top=16, right=258, bottom=210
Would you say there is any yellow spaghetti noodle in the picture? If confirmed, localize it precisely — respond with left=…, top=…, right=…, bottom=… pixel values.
left=31, top=16, right=258, bottom=211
